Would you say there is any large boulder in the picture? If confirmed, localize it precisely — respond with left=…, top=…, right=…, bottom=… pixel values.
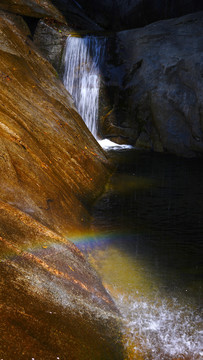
left=0, top=11, right=124, bottom=359
left=99, top=11, right=203, bottom=157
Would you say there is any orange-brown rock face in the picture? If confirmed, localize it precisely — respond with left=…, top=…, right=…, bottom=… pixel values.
left=0, top=0, right=66, bottom=22
left=0, top=11, right=123, bottom=360
left=0, top=11, right=110, bottom=236
left=0, top=202, right=123, bottom=359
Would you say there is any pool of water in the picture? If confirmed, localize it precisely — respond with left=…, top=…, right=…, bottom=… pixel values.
left=72, top=149, right=203, bottom=360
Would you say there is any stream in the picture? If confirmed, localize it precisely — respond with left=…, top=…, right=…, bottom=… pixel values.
left=63, top=34, right=203, bottom=359
left=72, top=148, right=203, bottom=360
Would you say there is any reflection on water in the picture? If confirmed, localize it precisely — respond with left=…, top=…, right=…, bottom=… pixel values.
left=72, top=149, right=203, bottom=360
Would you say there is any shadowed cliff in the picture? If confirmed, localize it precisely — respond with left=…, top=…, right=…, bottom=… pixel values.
left=99, top=12, right=203, bottom=157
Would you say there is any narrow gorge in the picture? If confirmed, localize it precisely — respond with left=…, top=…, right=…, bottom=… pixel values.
left=0, top=1, right=202, bottom=360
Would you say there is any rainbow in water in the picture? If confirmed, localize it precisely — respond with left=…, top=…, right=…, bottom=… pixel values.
left=70, top=231, right=203, bottom=360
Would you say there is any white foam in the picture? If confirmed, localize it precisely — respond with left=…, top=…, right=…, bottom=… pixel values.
left=114, top=292, right=203, bottom=359
left=99, top=138, right=133, bottom=150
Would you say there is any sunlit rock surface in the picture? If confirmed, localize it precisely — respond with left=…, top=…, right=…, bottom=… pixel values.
left=0, top=11, right=123, bottom=359
left=0, top=0, right=66, bottom=22
left=100, top=12, right=203, bottom=157
left=0, top=11, right=110, bottom=235
left=0, top=203, right=123, bottom=359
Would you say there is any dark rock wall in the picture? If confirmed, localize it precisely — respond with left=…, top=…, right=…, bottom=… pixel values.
left=33, top=19, right=67, bottom=76
left=51, top=0, right=203, bottom=30
left=119, top=0, right=203, bottom=29
left=3, top=0, right=202, bottom=32
left=99, top=12, right=203, bottom=157
left=50, top=0, right=102, bottom=30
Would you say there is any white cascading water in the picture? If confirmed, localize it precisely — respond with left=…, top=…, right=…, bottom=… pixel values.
left=63, top=35, right=132, bottom=150
left=63, top=36, right=106, bottom=139
left=64, top=36, right=203, bottom=359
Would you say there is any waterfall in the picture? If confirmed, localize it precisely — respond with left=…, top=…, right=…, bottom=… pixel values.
left=63, top=36, right=106, bottom=139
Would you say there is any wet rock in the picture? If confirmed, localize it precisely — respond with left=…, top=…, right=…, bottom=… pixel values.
left=100, top=12, right=203, bottom=157
left=33, top=19, right=67, bottom=76
left=0, top=11, right=123, bottom=359
left=33, top=18, right=104, bottom=78
left=0, top=202, right=124, bottom=360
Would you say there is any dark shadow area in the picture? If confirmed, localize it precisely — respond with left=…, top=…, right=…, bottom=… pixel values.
left=51, top=0, right=203, bottom=31
left=90, top=149, right=203, bottom=304
left=51, top=0, right=102, bottom=30
left=22, top=15, right=39, bottom=37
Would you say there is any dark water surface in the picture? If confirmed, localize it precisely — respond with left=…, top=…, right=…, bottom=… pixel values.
left=73, top=149, right=203, bottom=359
